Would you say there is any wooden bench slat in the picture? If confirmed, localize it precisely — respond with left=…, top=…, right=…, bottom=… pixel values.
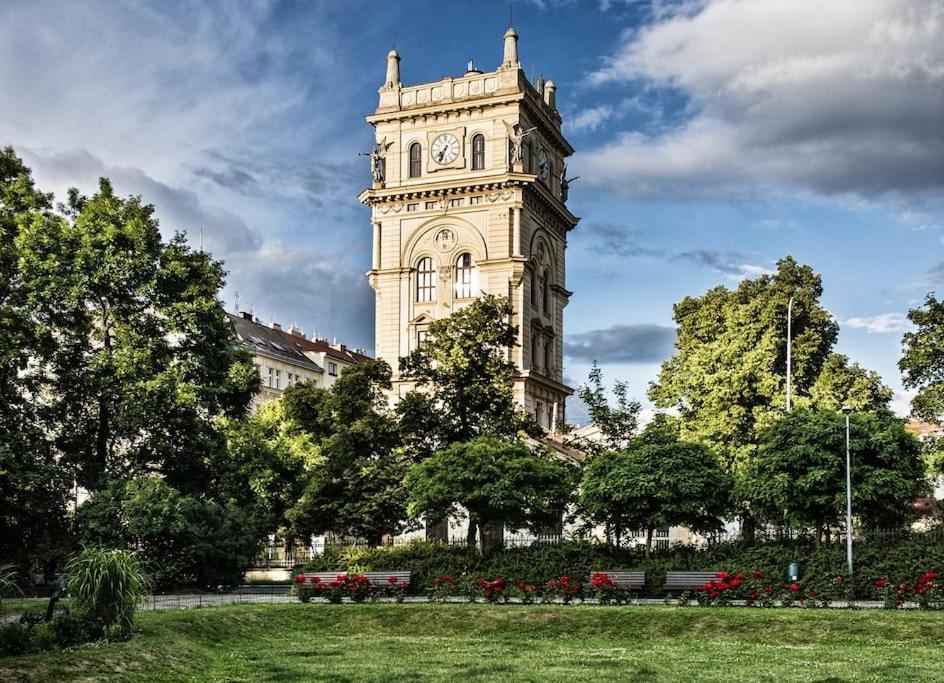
left=591, top=570, right=645, bottom=589
left=663, top=571, right=719, bottom=590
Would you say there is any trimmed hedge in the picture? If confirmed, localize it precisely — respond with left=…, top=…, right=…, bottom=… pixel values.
left=301, top=532, right=944, bottom=599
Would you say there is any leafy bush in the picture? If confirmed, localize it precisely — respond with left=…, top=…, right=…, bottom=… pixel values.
left=0, top=622, right=32, bottom=656
left=66, top=548, right=148, bottom=635
left=50, top=611, right=106, bottom=648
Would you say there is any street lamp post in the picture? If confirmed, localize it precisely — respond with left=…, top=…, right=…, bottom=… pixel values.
left=842, top=405, right=853, bottom=577
left=786, top=294, right=794, bottom=412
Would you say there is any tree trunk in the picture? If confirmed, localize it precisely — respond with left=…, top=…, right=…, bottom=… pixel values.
left=614, top=518, right=622, bottom=550
left=645, top=527, right=654, bottom=559
left=478, top=523, right=488, bottom=555
left=466, top=515, right=478, bottom=548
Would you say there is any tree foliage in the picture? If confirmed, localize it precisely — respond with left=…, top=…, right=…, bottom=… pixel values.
left=570, top=363, right=641, bottom=455
left=649, top=256, right=839, bottom=475
left=579, top=416, right=731, bottom=555
left=398, top=294, right=538, bottom=451
left=286, top=361, right=410, bottom=544
left=16, top=177, right=258, bottom=490
left=405, top=436, right=574, bottom=549
left=808, top=353, right=893, bottom=412
left=901, top=294, right=944, bottom=424
left=745, top=409, right=927, bottom=537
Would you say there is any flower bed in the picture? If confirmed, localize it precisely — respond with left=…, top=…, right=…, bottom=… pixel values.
left=294, top=573, right=409, bottom=603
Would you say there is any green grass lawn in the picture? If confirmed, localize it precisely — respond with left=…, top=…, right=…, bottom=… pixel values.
left=3, top=604, right=944, bottom=682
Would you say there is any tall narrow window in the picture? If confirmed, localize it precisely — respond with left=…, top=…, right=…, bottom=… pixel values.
left=541, top=269, right=550, bottom=314
left=454, top=253, right=476, bottom=299
left=544, top=336, right=552, bottom=373
left=471, top=134, right=485, bottom=170
left=409, top=142, right=422, bottom=178
left=524, top=143, right=532, bottom=173
left=531, top=332, right=539, bottom=370
left=416, top=257, right=435, bottom=302
left=530, top=271, right=538, bottom=307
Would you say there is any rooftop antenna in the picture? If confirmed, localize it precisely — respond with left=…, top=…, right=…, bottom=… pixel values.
left=509, top=0, right=513, bottom=26
left=199, top=225, right=204, bottom=252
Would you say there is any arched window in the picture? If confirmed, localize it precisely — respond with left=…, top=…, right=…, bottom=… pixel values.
left=416, top=257, right=435, bottom=302
left=454, top=252, right=476, bottom=299
left=541, top=269, right=550, bottom=314
left=409, top=142, right=422, bottom=178
left=471, top=134, right=485, bottom=170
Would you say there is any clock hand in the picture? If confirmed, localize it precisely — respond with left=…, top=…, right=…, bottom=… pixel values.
left=437, top=147, right=447, bottom=162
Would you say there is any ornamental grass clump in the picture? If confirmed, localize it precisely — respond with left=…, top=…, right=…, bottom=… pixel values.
left=66, top=547, right=149, bottom=637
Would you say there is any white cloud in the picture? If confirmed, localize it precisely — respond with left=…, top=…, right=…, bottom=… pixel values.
left=0, top=0, right=376, bottom=348
left=578, top=0, right=944, bottom=199
left=891, top=389, right=916, bottom=418
left=844, top=312, right=913, bottom=334
left=568, top=105, right=617, bottom=132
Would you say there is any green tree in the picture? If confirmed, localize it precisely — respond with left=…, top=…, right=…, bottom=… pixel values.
left=0, top=147, right=70, bottom=573
left=398, top=294, right=538, bottom=448
left=745, top=409, right=927, bottom=542
left=649, top=257, right=838, bottom=478
left=16, top=177, right=258, bottom=490
left=405, top=436, right=574, bottom=551
left=579, top=416, right=731, bottom=555
left=569, top=363, right=641, bottom=455
left=901, top=294, right=944, bottom=425
left=287, top=361, right=409, bottom=544
left=808, top=353, right=893, bottom=412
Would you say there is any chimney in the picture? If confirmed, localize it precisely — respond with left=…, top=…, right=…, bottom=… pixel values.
left=288, top=325, right=305, bottom=338
left=240, top=311, right=253, bottom=320
left=544, top=80, right=557, bottom=110
left=271, top=321, right=282, bottom=331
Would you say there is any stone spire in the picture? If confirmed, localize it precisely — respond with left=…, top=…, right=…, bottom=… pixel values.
left=502, top=26, right=519, bottom=69
left=384, top=49, right=400, bottom=88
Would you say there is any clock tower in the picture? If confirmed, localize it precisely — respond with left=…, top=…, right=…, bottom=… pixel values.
left=359, top=27, right=578, bottom=430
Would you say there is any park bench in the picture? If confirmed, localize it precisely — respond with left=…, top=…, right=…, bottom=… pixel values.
left=590, top=571, right=645, bottom=591
left=296, top=571, right=411, bottom=587
left=663, top=571, right=719, bottom=592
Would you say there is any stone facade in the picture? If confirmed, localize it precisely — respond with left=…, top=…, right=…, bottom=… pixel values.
left=359, top=28, right=578, bottom=429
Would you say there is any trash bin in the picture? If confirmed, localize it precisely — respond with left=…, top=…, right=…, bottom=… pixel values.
left=787, top=562, right=801, bottom=582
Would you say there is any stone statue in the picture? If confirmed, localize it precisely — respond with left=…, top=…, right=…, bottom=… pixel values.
left=361, top=138, right=391, bottom=184
left=508, top=124, right=536, bottom=165
left=560, top=163, right=579, bottom=202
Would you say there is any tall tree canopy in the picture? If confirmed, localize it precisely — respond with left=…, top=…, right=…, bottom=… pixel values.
left=901, top=294, right=944, bottom=425
left=405, top=436, right=574, bottom=550
left=0, top=148, right=69, bottom=571
left=286, top=360, right=410, bottom=544
left=16, top=177, right=258, bottom=490
left=397, top=294, right=538, bottom=455
left=569, top=363, right=641, bottom=455
left=807, top=353, right=893, bottom=412
left=579, top=415, right=731, bottom=555
left=745, top=409, right=927, bottom=539
left=649, top=257, right=838, bottom=475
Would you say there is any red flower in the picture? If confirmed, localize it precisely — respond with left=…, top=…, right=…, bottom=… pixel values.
left=716, top=571, right=732, bottom=581
left=789, top=582, right=800, bottom=592
left=433, top=577, right=442, bottom=586
left=709, top=590, right=720, bottom=599
left=295, top=574, right=305, bottom=584
left=752, top=570, right=763, bottom=579
left=388, top=576, right=399, bottom=584
left=310, top=576, right=322, bottom=584
left=750, top=591, right=759, bottom=601
left=764, top=586, right=774, bottom=594
left=730, top=577, right=742, bottom=589
left=874, top=579, right=888, bottom=588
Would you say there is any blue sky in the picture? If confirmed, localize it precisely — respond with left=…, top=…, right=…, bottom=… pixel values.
left=2, top=0, right=942, bottom=422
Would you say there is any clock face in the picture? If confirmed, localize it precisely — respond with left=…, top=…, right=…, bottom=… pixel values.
left=538, top=149, right=549, bottom=180
left=431, top=133, right=460, bottom=165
